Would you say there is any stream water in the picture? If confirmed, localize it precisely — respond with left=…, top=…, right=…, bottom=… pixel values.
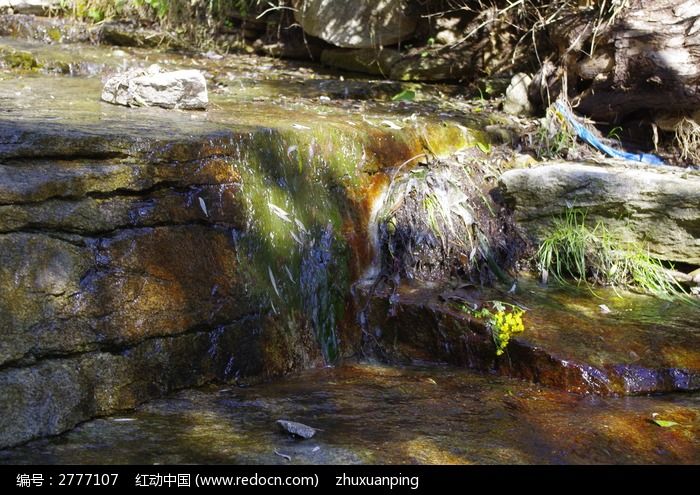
left=1, top=364, right=698, bottom=464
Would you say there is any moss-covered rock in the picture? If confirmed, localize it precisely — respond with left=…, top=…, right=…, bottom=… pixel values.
left=1, top=47, right=39, bottom=68
left=0, top=14, right=92, bottom=44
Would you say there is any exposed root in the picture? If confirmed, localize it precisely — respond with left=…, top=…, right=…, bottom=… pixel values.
left=674, top=118, right=700, bottom=165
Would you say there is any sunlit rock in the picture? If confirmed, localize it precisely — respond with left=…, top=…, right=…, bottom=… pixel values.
left=101, top=64, right=208, bottom=110
left=503, top=73, right=533, bottom=116
left=389, top=54, right=469, bottom=81
left=294, top=0, right=417, bottom=49
left=359, top=278, right=700, bottom=395
left=500, top=162, right=700, bottom=265
left=0, top=0, right=58, bottom=15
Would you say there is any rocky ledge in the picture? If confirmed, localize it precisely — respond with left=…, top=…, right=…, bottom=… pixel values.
left=359, top=279, right=700, bottom=396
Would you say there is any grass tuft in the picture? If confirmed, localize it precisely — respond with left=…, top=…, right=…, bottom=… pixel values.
left=529, top=100, right=578, bottom=159
left=537, top=209, right=689, bottom=299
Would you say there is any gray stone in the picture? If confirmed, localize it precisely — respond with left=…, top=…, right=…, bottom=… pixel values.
left=503, top=73, right=533, bottom=116
left=101, top=65, right=208, bottom=110
left=434, top=17, right=461, bottom=46
left=389, top=55, right=468, bottom=81
left=294, top=0, right=417, bottom=49
left=435, top=29, right=457, bottom=46
left=499, top=162, right=700, bottom=265
left=99, top=21, right=162, bottom=48
left=276, top=419, right=317, bottom=439
left=0, top=0, right=58, bottom=15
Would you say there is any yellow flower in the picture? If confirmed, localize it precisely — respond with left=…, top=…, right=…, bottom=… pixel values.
left=490, top=307, right=526, bottom=356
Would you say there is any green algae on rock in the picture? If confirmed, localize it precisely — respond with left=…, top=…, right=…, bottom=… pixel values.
left=1, top=46, right=38, bottom=69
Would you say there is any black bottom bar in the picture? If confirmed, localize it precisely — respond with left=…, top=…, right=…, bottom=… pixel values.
left=2, top=465, right=698, bottom=492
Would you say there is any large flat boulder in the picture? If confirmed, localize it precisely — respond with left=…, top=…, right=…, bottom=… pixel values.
left=499, top=162, right=700, bottom=265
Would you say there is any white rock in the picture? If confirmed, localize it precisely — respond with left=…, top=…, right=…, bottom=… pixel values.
left=101, top=65, right=208, bottom=110
left=503, top=73, right=534, bottom=116
left=276, top=420, right=317, bottom=439
left=435, top=29, right=457, bottom=46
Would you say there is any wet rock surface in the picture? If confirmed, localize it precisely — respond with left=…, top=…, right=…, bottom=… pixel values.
left=0, top=14, right=92, bottom=44
left=358, top=279, right=700, bottom=395
left=0, top=33, right=485, bottom=448
left=0, top=320, right=263, bottom=449
left=500, top=162, right=700, bottom=265
left=1, top=364, right=698, bottom=464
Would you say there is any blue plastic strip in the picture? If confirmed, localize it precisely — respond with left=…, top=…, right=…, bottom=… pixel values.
left=554, top=102, right=665, bottom=166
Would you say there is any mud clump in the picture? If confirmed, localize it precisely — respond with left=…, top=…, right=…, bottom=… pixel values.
left=375, top=147, right=526, bottom=285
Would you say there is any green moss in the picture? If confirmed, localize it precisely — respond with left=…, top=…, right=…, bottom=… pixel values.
left=3, top=50, right=40, bottom=70
left=226, top=116, right=483, bottom=362
left=47, top=28, right=62, bottom=43
left=229, top=127, right=362, bottom=363
left=420, top=123, right=487, bottom=158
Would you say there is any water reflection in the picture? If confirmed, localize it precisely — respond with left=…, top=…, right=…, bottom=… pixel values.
left=1, top=364, right=698, bottom=464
